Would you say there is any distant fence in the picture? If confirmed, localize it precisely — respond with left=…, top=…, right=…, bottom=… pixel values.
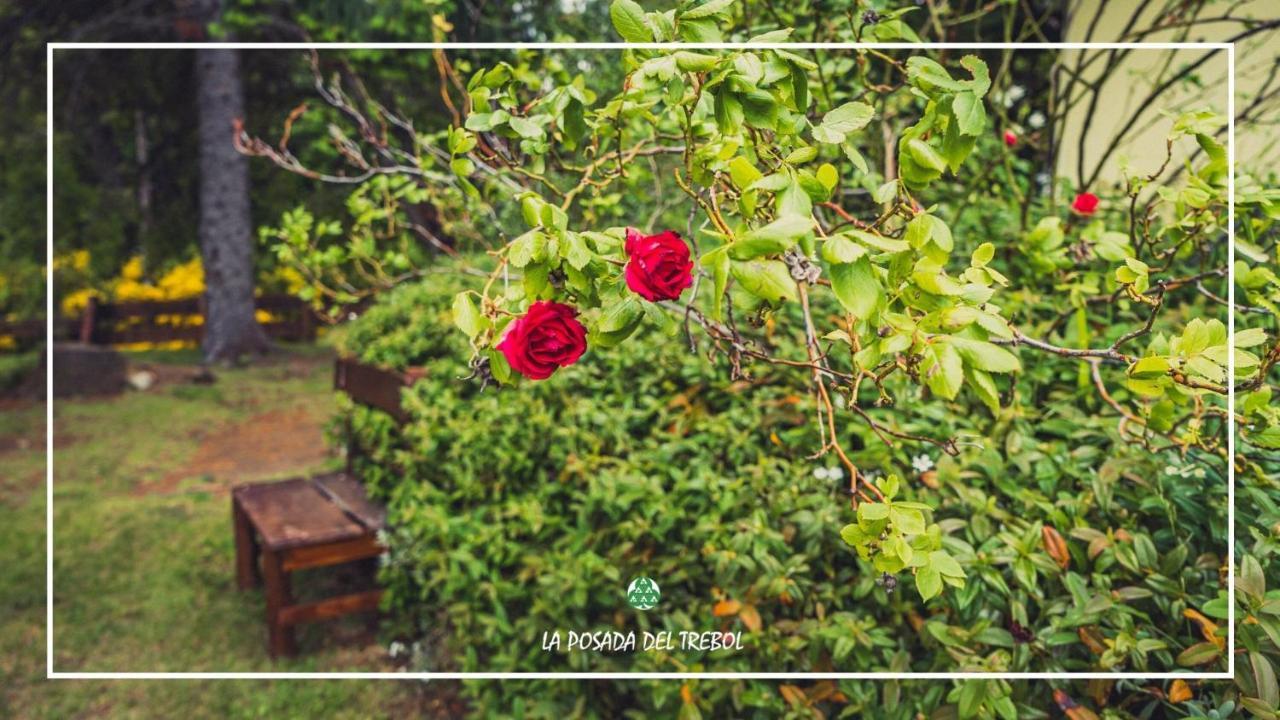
left=0, top=293, right=317, bottom=351
left=0, top=318, right=48, bottom=352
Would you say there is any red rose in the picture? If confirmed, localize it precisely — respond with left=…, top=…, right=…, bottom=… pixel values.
left=495, top=300, right=587, bottom=380
left=1003, top=129, right=1017, bottom=147
left=624, top=228, right=694, bottom=302
left=1072, top=192, right=1099, bottom=215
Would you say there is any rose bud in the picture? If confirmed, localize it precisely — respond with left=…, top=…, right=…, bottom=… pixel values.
left=624, top=228, right=694, bottom=302
left=1003, top=129, right=1017, bottom=147
left=495, top=300, right=587, bottom=380
left=1071, top=192, right=1099, bottom=216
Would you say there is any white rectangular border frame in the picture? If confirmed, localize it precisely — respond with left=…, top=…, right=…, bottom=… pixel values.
left=45, top=40, right=1236, bottom=681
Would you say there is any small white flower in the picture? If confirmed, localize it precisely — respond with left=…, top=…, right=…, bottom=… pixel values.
left=827, top=466, right=844, bottom=480
left=388, top=641, right=407, bottom=658
left=1027, top=111, right=1046, bottom=129
left=1003, top=85, right=1026, bottom=107
left=813, top=467, right=831, bottom=480
left=911, top=454, right=934, bottom=473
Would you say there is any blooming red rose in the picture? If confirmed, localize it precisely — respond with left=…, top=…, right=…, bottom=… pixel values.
left=624, top=228, right=694, bottom=302
left=1003, top=129, right=1017, bottom=147
left=1072, top=192, right=1099, bottom=215
left=495, top=300, right=587, bottom=380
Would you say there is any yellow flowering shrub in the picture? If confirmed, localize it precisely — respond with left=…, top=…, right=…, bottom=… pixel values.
left=56, top=254, right=299, bottom=350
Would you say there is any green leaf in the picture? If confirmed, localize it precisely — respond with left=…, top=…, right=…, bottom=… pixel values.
left=713, top=89, right=743, bottom=134
left=563, top=99, right=586, bottom=148
left=1128, top=355, right=1170, bottom=378
left=916, top=566, right=942, bottom=600
left=967, top=367, right=1000, bottom=414
left=952, top=91, right=986, bottom=136
left=674, top=51, right=719, bottom=73
left=783, top=146, right=818, bottom=165
left=507, top=230, right=542, bottom=268
left=906, top=214, right=952, bottom=252
left=829, top=257, right=880, bottom=318
left=878, top=474, right=900, bottom=500
left=1253, top=652, right=1280, bottom=709
left=930, top=550, right=965, bottom=579
left=595, top=297, right=643, bottom=334
left=923, top=341, right=964, bottom=400
left=849, top=229, right=909, bottom=254
left=728, top=156, right=763, bottom=190
left=839, top=523, right=866, bottom=548
left=960, top=55, right=991, bottom=96
left=858, top=502, right=890, bottom=522
left=891, top=506, right=926, bottom=535
left=679, top=17, right=722, bottom=42
left=817, top=101, right=874, bottom=138
left=563, top=232, right=592, bottom=270
left=815, top=163, right=839, bottom=191
left=507, top=115, right=544, bottom=140
left=1241, top=554, right=1267, bottom=600
left=1235, top=327, right=1268, bottom=348
left=949, top=336, right=1021, bottom=373
left=735, top=214, right=812, bottom=252
left=1176, top=641, right=1222, bottom=667
left=843, top=143, right=869, bottom=174
left=451, top=292, right=486, bottom=339
left=703, top=246, right=731, bottom=321
left=971, top=242, right=995, bottom=267
left=540, top=202, right=568, bottom=232
left=680, top=0, right=734, bottom=20
left=609, top=0, right=652, bottom=42
left=450, top=157, right=474, bottom=177
left=906, top=138, right=947, bottom=173
left=739, top=88, right=778, bottom=129
left=731, top=259, right=797, bottom=303
left=821, top=235, right=866, bottom=264
left=906, top=57, right=965, bottom=92
left=486, top=349, right=512, bottom=384
left=940, top=121, right=976, bottom=175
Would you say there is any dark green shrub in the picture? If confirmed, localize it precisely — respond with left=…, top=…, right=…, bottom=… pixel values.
left=336, top=270, right=1240, bottom=718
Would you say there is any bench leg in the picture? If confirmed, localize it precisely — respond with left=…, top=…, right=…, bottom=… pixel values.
left=262, top=548, right=298, bottom=658
left=232, top=498, right=261, bottom=590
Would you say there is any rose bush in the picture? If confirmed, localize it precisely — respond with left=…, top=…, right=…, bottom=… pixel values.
left=249, top=0, right=1280, bottom=711
left=332, top=267, right=1261, bottom=717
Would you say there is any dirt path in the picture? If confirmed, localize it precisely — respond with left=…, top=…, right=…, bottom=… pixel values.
left=140, top=406, right=335, bottom=495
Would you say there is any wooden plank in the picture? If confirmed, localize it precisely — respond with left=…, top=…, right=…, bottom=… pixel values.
left=100, top=298, right=202, bottom=315
left=334, top=358, right=416, bottom=420
left=0, top=318, right=46, bottom=341
left=281, top=533, right=383, bottom=572
left=232, top=497, right=262, bottom=590
left=254, top=294, right=302, bottom=311
left=262, top=548, right=298, bottom=657
left=101, top=324, right=204, bottom=344
left=233, top=479, right=367, bottom=551
left=277, top=589, right=383, bottom=627
left=312, top=472, right=386, bottom=531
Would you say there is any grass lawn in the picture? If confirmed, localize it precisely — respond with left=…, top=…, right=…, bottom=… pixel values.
left=0, top=345, right=455, bottom=718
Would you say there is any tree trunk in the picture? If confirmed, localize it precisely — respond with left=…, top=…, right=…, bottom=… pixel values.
left=195, top=46, right=268, bottom=362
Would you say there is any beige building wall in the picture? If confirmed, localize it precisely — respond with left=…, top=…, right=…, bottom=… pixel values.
left=1060, top=0, right=1279, bottom=187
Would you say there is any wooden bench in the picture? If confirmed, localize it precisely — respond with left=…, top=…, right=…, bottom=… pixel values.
left=231, top=357, right=420, bottom=657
